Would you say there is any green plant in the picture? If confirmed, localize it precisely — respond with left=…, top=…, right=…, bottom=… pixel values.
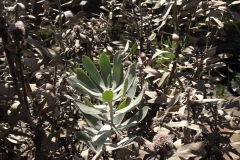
left=233, top=73, right=240, bottom=88
left=154, top=52, right=175, bottom=70
left=215, top=84, right=227, bottom=98
left=67, top=53, right=148, bottom=158
left=108, top=21, right=124, bottom=40
left=153, top=36, right=175, bottom=70
left=36, top=26, right=55, bottom=40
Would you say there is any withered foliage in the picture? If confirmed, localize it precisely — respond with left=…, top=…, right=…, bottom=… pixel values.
left=0, top=0, right=240, bottom=159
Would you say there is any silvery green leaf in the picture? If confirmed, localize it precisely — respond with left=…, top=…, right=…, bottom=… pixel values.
left=75, top=68, right=102, bottom=92
left=112, top=53, right=123, bottom=90
left=84, top=126, right=99, bottom=136
left=92, top=124, right=112, bottom=146
left=122, top=40, right=129, bottom=55
left=113, top=63, right=136, bottom=93
left=75, top=101, right=103, bottom=114
left=82, top=97, right=95, bottom=108
left=75, top=130, right=91, bottom=141
left=81, top=112, right=103, bottom=130
left=99, top=54, right=111, bottom=88
left=72, top=155, right=81, bottom=160
left=126, top=77, right=138, bottom=99
left=106, top=136, right=137, bottom=151
left=68, top=77, right=102, bottom=98
left=117, top=106, right=148, bottom=130
left=75, top=131, right=97, bottom=153
left=115, top=89, right=144, bottom=115
left=113, top=113, right=126, bottom=126
left=82, top=56, right=106, bottom=90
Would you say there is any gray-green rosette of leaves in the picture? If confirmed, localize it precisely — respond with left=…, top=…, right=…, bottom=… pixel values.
left=67, top=53, right=148, bottom=152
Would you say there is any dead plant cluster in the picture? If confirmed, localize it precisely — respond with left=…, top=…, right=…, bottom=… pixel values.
left=0, top=0, right=240, bottom=159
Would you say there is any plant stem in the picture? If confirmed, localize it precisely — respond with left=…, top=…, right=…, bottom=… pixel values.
left=0, top=18, right=35, bottom=130
left=108, top=102, right=114, bottom=133
left=5, top=48, right=36, bottom=129
left=16, top=42, right=30, bottom=110
left=0, top=0, right=3, bottom=16
left=163, top=124, right=190, bottom=143
left=167, top=0, right=180, bottom=86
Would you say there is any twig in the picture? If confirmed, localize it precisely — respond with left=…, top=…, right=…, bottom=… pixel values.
left=0, top=17, right=36, bottom=130
left=163, top=124, right=190, bottom=143
left=167, top=0, right=180, bottom=86
left=16, top=42, right=30, bottom=110
left=0, top=96, right=18, bottom=100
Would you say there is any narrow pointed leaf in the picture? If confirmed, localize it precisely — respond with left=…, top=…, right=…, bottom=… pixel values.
left=116, top=98, right=127, bottom=111
left=106, top=136, right=137, bottom=151
left=92, top=124, right=111, bottom=146
left=112, top=53, right=123, bottom=89
left=113, top=113, right=126, bottom=126
left=75, top=101, right=103, bottom=114
left=82, top=56, right=105, bottom=90
left=99, top=54, right=111, bottom=87
left=127, top=77, right=138, bottom=99
left=70, top=68, right=101, bottom=93
left=113, top=64, right=137, bottom=100
left=83, top=97, right=95, bottom=108
left=75, top=131, right=97, bottom=153
left=83, top=126, right=99, bottom=136
left=68, top=78, right=101, bottom=97
left=117, top=106, right=148, bottom=130
left=122, top=79, right=128, bottom=97
left=75, top=130, right=91, bottom=141
left=115, top=89, right=144, bottom=115
left=81, top=112, right=103, bottom=130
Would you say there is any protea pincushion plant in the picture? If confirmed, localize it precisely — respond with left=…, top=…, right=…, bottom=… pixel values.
left=152, top=131, right=174, bottom=154
left=67, top=53, right=148, bottom=154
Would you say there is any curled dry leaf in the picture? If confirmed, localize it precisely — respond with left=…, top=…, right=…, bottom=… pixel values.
left=0, top=126, right=11, bottom=140
left=0, top=83, right=15, bottom=97
left=32, top=90, right=56, bottom=115
left=40, top=83, right=55, bottom=92
left=172, top=141, right=207, bottom=159
left=7, top=102, right=20, bottom=127
left=64, top=10, right=78, bottom=23
left=172, top=31, right=180, bottom=41
left=115, top=148, right=135, bottom=159
left=34, top=46, right=62, bottom=64
left=23, top=58, right=38, bottom=71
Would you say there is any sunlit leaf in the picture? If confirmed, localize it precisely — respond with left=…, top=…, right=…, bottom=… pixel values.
left=117, top=106, right=149, bottom=130
left=99, top=54, right=111, bottom=88
left=92, top=124, right=111, bottom=146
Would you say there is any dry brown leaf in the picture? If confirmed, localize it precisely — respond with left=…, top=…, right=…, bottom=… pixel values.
left=21, top=49, right=36, bottom=57
left=158, top=71, right=170, bottom=87
left=42, top=133, right=59, bottom=151
left=143, top=67, right=162, bottom=79
left=40, top=83, right=55, bottom=92
left=80, top=149, right=89, bottom=160
left=166, top=120, right=188, bottom=127
left=172, top=31, right=180, bottom=41
left=211, top=17, right=224, bottom=28
left=148, top=32, right=156, bottom=41
left=0, top=83, right=15, bottom=97
left=64, top=10, right=78, bottom=23
left=23, top=58, right=38, bottom=71
left=172, top=141, right=207, bottom=159
left=115, top=148, right=135, bottom=159
left=0, top=127, right=11, bottom=140
left=7, top=102, right=20, bottom=127
left=182, top=0, right=201, bottom=10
